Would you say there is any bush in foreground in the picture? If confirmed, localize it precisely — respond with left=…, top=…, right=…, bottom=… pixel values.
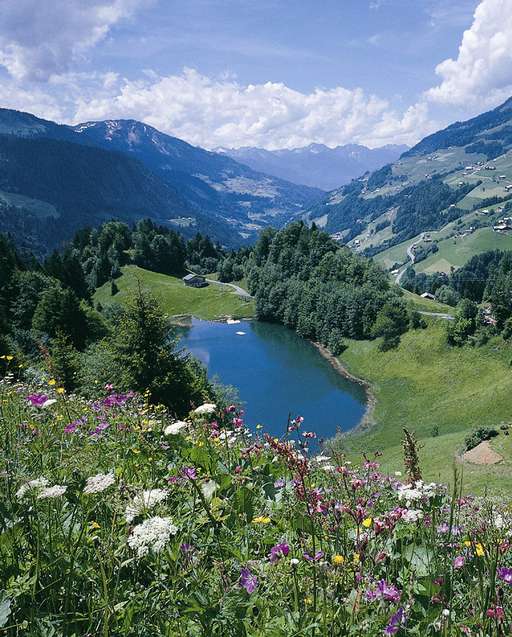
left=1, top=374, right=512, bottom=635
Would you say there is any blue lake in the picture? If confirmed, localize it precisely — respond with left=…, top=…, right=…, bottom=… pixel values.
left=177, top=318, right=367, bottom=442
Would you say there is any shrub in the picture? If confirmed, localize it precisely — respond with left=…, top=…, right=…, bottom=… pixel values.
left=464, top=426, right=499, bottom=451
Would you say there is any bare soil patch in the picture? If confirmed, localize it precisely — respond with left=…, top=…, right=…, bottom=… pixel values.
left=462, top=441, right=503, bottom=465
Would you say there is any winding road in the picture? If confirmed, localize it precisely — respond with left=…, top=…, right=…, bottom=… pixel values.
left=205, top=278, right=253, bottom=300
left=394, top=234, right=454, bottom=320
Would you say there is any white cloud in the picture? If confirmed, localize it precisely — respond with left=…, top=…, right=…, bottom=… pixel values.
left=68, top=68, right=434, bottom=149
left=427, top=0, right=512, bottom=107
left=0, top=0, right=150, bottom=81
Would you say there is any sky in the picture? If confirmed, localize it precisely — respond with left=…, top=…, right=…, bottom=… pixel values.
left=0, top=0, right=511, bottom=150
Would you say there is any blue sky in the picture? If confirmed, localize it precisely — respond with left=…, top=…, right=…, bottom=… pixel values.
left=0, top=0, right=511, bottom=149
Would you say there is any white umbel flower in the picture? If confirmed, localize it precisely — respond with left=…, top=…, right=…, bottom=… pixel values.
left=193, top=403, right=216, bottom=415
left=125, top=489, right=168, bottom=523
left=83, top=472, right=115, bottom=495
left=37, top=485, right=67, bottom=499
left=401, top=509, right=424, bottom=523
left=16, top=477, right=50, bottom=498
left=127, top=516, right=177, bottom=558
left=164, top=421, right=188, bottom=435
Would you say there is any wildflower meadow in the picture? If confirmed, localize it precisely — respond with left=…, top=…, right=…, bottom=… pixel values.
left=1, top=373, right=512, bottom=636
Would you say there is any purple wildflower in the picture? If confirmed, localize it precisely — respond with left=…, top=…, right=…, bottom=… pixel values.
left=377, top=580, right=401, bottom=603
left=274, top=478, right=286, bottom=489
left=498, top=567, right=512, bottom=585
left=384, top=607, right=406, bottom=635
left=303, top=550, right=324, bottom=562
left=269, top=543, right=290, bottom=564
left=26, top=393, right=48, bottom=407
left=182, top=466, right=197, bottom=480
left=367, top=580, right=401, bottom=604
left=240, top=568, right=258, bottom=594
left=453, top=555, right=465, bottom=569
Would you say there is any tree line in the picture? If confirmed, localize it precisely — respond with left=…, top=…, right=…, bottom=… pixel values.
left=0, top=223, right=221, bottom=416
left=219, top=222, right=423, bottom=352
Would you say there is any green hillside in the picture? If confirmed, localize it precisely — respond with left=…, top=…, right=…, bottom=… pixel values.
left=415, top=227, right=512, bottom=273
left=94, top=265, right=255, bottom=320
left=308, top=97, right=512, bottom=265
left=337, top=320, right=512, bottom=493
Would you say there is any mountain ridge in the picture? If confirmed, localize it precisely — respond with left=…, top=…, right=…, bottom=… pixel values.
left=306, top=96, right=512, bottom=262
left=217, top=142, right=408, bottom=190
left=0, top=108, right=323, bottom=253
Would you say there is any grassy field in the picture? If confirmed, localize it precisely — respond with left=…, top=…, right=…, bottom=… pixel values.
left=401, top=289, right=454, bottom=313
left=94, top=265, right=255, bottom=320
left=338, top=320, right=512, bottom=493
left=415, top=227, right=512, bottom=273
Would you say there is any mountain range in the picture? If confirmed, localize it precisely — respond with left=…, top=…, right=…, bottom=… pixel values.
left=218, top=143, right=408, bottom=190
left=306, top=96, right=512, bottom=260
left=0, top=109, right=323, bottom=254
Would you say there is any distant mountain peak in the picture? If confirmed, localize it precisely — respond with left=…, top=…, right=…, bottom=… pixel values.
left=218, top=142, right=408, bottom=190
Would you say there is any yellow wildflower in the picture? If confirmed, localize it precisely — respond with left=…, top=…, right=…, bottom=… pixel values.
left=6, top=355, right=13, bottom=361
left=332, top=554, right=345, bottom=567
left=475, top=543, right=485, bottom=557
left=362, top=517, right=373, bottom=528
left=252, top=516, right=271, bottom=524
left=56, top=387, right=65, bottom=395
left=89, top=521, right=100, bottom=530
left=48, top=379, right=56, bottom=386
left=353, top=553, right=360, bottom=565
left=304, top=596, right=313, bottom=605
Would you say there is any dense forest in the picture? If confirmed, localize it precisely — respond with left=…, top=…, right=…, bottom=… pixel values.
left=0, top=222, right=225, bottom=414
left=219, top=222, right=422, bottom=352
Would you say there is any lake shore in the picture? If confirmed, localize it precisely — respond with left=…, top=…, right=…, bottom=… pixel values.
left=312, top=342, right=376, bottom=434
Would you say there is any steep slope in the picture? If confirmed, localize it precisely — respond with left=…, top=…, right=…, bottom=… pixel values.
left=218, top=143, right=408, bottom=190
left=307, top=97, right=512, bottom=263
left=0, top=109, right=324, bottom=251
left=0, top=133, right=231, bottom=255
left=71, top=119, right=323, bottom=238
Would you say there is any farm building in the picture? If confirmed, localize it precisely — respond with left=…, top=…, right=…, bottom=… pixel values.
left=183, top=274, right=208, bottom=288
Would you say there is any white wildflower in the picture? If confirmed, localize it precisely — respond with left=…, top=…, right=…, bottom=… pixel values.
left=394, top=471, right=402, bottom=477
left=314, top=455, right=331, bottom=463
left=125, top=489, right=168, bottom=523
left=401, top=509, right=424, bottom=523
left=83, top=472, right=115, bottom=495
left=322, top=464, right=336, bottom=473
left=164, top=420, right=188, bottom=435
left=42, top=399, right=57, bottom=409
left=290, top=558, right=299, bottom=566
left=37, top=485, right=67, bottom=499
left=201, top=480, right=218, bottom=501
left=16, top=477, right=49, bottom=498
left=193, top=403, right=216, bottom=415
left=396, top=485, right=423, bottom=504
left=127, top=516, right=177, bottom=558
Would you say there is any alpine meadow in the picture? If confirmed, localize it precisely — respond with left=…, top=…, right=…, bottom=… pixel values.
left=3, top=1, right=512, bottom=635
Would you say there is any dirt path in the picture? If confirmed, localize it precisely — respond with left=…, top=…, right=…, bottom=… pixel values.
left=461, top=441, right=503, bottom=465
left=205, top=279, right=253, bottom=300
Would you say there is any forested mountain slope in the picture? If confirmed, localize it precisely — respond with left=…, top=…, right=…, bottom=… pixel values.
left=307, top=97, right=512, bottom=259
left=0, top=109, right=323, bottom=253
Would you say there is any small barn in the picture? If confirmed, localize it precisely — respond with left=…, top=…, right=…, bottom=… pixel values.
left=183, top=274, right=208, bottom=288
left=420, top=292, right=436, bottom=301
